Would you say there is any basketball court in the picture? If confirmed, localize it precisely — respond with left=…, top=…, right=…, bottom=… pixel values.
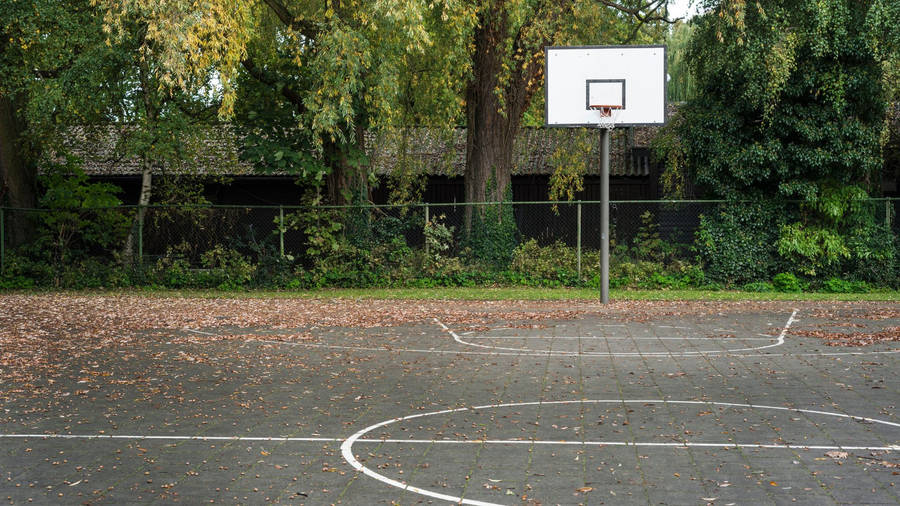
left=2, top=44, right=897, bottom=506
left=1, top=298, right=898, bottom=504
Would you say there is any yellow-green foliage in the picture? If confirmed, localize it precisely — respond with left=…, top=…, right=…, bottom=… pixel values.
left=548, top=130, right=593, bottom=203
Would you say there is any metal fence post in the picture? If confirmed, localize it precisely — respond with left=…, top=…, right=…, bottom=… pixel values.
left=279, top=205, right=285, bottom=257
left=424, top=203, right=430, bottom=256
left=1, top=207, right=5, bottom=276
left=137, top=206, right=143, bottom=265
left=576, top=202, right=582, bottom=279
left=887, top=200, right=892, bottom=229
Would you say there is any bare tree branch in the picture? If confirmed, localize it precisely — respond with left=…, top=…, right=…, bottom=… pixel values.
left=261, top=0, right=320, bottom=39
left=240, top=58, right=306, bottom=113
left=596, top=0, right=677, bottom=23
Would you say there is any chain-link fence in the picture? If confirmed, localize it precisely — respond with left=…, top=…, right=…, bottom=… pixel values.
left=1, top=199, right=897, bottom=279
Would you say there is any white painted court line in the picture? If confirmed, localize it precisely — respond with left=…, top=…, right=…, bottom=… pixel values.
left=0, top=433, right=896, bottom=452
left=5, top=397, right=897, bottom=506
left=257, top=337, right=900, bottom=359
left=340, top=399, right=900, bottom=506
left=434, top=310, right=797, bottom=356
left=464, top=336, right=776, bottom=340
left=0, top=434, right=342, bottom=442
left=183, top=328, right=217, bottom=336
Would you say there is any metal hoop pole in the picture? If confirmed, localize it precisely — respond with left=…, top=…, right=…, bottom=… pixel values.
left=600, top=128, right=610, bottom=304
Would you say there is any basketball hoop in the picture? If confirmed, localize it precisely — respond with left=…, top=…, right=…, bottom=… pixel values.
left=589, top=105, right=622, bottom=129
left=545, top=45, right=667, bottom=304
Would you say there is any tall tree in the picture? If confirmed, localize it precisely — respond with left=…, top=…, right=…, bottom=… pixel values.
left=462, top=0, right=671, bottom=222
left=97, top=0, right=452, bottom=205
left=98, top=17, right=222, bottom=259
left=679, top=0, right=889, bottom=273
left=0, top=0, right=116, bottom=245
left=666, top=20, right=696, bottom=102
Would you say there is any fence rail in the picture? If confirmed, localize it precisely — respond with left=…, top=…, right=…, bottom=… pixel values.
left=1, top=199, right=898, bottom=280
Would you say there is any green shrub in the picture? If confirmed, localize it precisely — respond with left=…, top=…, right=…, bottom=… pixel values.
left=309, top=244, right=391, bottom=288
left=156, top=256, right=194, bottom=288
left=0, top=273, right=35, bottom=290
left=742, top=281, right=775, bottom=292
left=610, top=260, right=663, bottom=286
left=637, top=272, right=680, bottom=289
left=510, top=240, right=576, bottom=280
left=772, top=273, right=802, bottom=292
left=821, top=277, right=870, bottom=293
left=695, top=200, right=787, bottom=286
left=57, top=258, right=132, bottom=289
left=36, top=160, right=129, bottom=284
left=464, top=182, right=518, bottom=268
left=424, top=214, right=456, bottom=260
left=0, top=251, right=52, bottom=287
left=201, top=246, right=256, bottom=290
left=631, top=211, right=681, bottom=262
left=844, top=220, right=897, bottom=287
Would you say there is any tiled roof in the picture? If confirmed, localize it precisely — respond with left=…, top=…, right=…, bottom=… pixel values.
left=56, top=125, right=248, bottom=176
left=59, top=122, right=664, bottom=178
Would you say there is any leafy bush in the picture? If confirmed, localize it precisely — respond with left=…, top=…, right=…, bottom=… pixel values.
left=154, top=255, right=195, bottom=288
left=632, top=211, right=673, bottom=262
left=0, top=274, right=34, bottom=290
left=842, top=210, right=897, bottom=287
left=424, top=214, right=456, bottom=260
left=634, top=261, right=706, bottom=289
left=464, top=182, right=518, bottom=268
left=282, top=192, right=345, bottom=262
left=821, top=278, right=870, bottom=293
left=742, top=281, right=775, bottom=292
left=695, top=201, right=787, bottom=286
left=201, top=246, right=256, bottom=290
left=510, top=240, right=578, bottom=282
left=0, top=251, right=52, bottom=287
left=611, top=260, right=663, bottom=287
left=36, top=160, right=129, bottom=284
left=776, top=188, right=897, bottom=281
left=772, top=273, right=802, bottom=293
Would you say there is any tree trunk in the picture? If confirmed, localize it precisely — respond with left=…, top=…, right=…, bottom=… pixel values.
left=463, top=7, right=539, bottom=231
left=465, top=17, right=515, bottom=230
left=0, top=93, right=36, bottom=247
left=325, top=124, right=369, bottom=205
left=123, top=52, right=156, bottom=263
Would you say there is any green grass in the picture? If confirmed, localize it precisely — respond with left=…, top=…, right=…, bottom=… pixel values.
left=9, top=287, right=900, bottom=301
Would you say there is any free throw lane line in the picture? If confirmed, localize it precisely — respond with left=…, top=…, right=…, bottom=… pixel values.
left=433, top=310, right=797, bottom=356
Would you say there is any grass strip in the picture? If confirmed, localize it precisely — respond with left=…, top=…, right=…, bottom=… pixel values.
left=7, top=287, right=900, bottom=301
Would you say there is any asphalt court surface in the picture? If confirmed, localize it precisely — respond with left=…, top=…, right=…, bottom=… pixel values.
left=2, top=302, right=899, bottom=505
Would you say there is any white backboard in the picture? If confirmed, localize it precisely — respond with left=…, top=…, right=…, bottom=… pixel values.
left=545, top=45, right=666, bottom=127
